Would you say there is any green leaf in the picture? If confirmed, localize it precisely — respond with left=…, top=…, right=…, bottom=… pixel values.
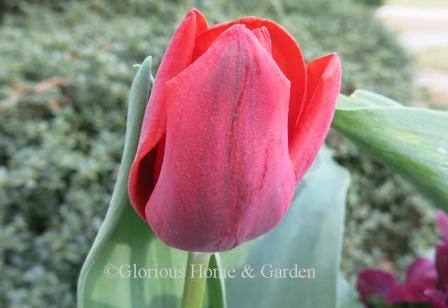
left=350, top=89, right=401, bottom=107
left=220, top=147, right=351, bottom=308
left=77, top=57, right=189, bottom=308
left=333, top=90, right=448, bottom=207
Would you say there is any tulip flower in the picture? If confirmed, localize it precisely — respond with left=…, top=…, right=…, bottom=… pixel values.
left=356, top=210, right=448, bottom=307
left=128, top=9, right=341, bottom=252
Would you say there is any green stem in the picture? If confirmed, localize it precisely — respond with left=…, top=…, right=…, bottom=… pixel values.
left=181, top=252, right=212, bottom=308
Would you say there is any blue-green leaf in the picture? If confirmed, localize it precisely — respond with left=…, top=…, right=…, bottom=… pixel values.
left=333, top=90, right=448, bottom=207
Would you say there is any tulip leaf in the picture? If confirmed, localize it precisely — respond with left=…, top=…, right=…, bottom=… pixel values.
left=219, top=147, right=351, bottom=308
left=333, top=90, right=448, bottom=207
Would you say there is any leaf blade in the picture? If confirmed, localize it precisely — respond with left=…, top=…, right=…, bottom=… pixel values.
left=333, top=90, right=448, bottom=207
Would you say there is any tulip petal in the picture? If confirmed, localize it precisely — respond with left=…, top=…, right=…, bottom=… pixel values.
left=289, top=54, right=341, bottom=180
left=129, top=9, right=207, bottom=218
left=193, top=17, right=307, bottom=139
left=145, top=25, right=295, bottom=252
left=356, top=269, right=397, bottom=304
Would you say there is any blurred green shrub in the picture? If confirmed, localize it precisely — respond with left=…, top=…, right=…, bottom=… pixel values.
left=356, top=0, right=385, bottom=7
left=0, top=0, right=433, bottom=306
left=0, top=2, right=178, bottom=306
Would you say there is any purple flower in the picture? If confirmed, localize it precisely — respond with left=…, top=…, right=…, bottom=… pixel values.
left=385, top=258, right=437, bottom=304
left=357, top=270, right=397, bottom=304
left=356, top=210, right=448, bottom=307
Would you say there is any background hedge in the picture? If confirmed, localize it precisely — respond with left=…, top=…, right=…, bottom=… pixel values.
left=0, top=0, right=435, bottom=306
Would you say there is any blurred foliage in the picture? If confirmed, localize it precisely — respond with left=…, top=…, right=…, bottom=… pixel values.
left=355, top=0, right=385, bottom=7
left=0, top=0, right=434, bottom=306
left=0, top=1, right=179, bottom=306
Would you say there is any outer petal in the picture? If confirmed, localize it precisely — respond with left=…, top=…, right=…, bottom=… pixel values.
left=192, top=17, right=307, bottom=139
left=128, top=9, right=207, bottom=218
left=437, top=210, right=448, bottom=241
left=289, top=54, right=341, bottom=180
left=356, top=269, right=397, bottom=304
left=436, top=241, right=448, bottom=292
left=145, top=25, right=296, bottom=252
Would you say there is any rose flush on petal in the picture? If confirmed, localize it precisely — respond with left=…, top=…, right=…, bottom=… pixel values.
left=191, top=16, right=308, bottom=139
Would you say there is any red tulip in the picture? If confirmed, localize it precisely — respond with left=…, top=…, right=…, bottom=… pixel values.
left=128, top=9, right=341, bottom=252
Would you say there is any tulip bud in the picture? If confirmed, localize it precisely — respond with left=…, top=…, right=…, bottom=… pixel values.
left=128, top=9, right=341, bottom=252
